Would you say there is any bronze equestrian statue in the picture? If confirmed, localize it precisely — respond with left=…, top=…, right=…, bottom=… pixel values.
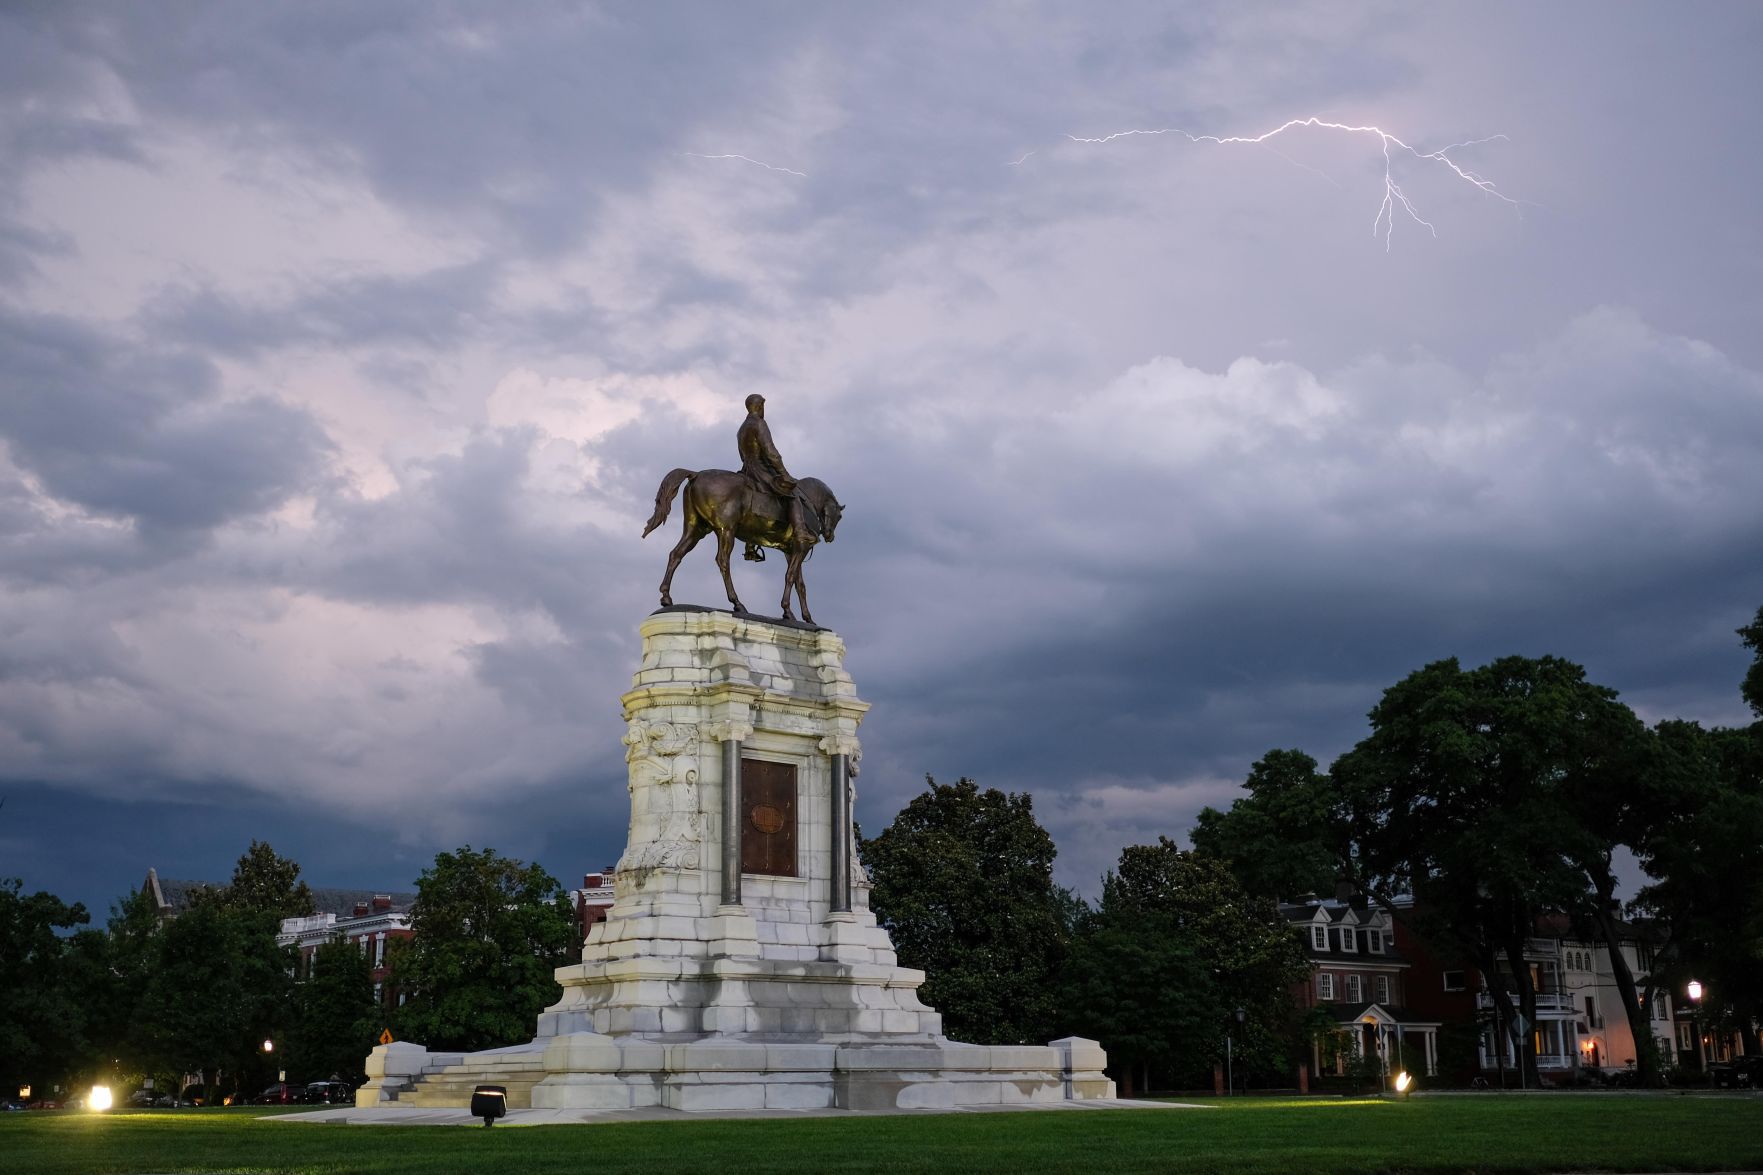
left=642, top=395, right=843, bottom=625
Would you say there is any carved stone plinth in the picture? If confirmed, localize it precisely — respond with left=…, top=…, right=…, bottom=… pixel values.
left=359, top=608, right=1114, bottom=1112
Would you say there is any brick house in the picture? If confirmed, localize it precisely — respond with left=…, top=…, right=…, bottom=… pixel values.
left=1281, top=897, right=1443, bottom=1080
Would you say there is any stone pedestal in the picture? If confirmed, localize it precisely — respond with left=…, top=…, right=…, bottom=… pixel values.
left=359, top=607, right=1114, bottom=1112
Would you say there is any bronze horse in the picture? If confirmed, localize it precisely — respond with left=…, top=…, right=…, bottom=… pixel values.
left=642, top=469, right=843, bottom=624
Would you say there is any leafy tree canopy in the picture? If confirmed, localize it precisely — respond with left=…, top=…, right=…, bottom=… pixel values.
left=390, top=846, right=578, bottom=1053
left=1190, top=749, right=1343, bottom=900
left=1740, top=605, right=1763, bottom=719
left=1061, top=840, right=1312, bottom=1084
left=287, top=938, right=381, bottom=1083
left=861, top=775, right=1067, bottom=1045
left=0, top=879, right=94, bottom=1093
left=196, top=840, right=315, bottom=920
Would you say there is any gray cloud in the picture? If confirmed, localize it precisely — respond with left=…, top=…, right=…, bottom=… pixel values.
left=0, top=309, right=331, bottom=539
left=3, top=2, right=1761, bottom=910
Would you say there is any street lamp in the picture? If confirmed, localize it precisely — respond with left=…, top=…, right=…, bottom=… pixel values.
left=1686, top=980, right=1706, bottom=1071
left=1226, top=1007, right=1247, bottom=1097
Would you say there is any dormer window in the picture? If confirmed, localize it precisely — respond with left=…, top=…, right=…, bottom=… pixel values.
left=1312, top=925, right=1328, bottom=951
left=1368, top=931, right=1383, bottom=954
left=1339, top=926, right=1357, bottom=953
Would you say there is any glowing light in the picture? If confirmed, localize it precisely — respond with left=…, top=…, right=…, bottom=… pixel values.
left=680, top=153, right=806, bottom=178
left=89, top=1085, right=112, bottom=1112
left=262, top=1038, right=274, bottom=1053
left=1059, top=116, right=1520, bottom=250
left=1687, top=979, right=1704, bottom=1002
left=1394, top=1071, right=1412, bottom=1093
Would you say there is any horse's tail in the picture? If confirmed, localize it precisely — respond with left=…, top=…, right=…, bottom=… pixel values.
left=642, top=468, right=696, bottom=537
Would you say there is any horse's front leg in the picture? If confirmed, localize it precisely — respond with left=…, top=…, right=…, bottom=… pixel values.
left=715, top=530, right=746, bottom=614
left=781, top=547, right=810, bottom=624
left=793, top=553, right=810, bottom=628
left=660, top=522, right=706, bottom=607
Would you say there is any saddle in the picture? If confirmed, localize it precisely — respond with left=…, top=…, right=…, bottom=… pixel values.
left=741, top=483, right=818, bottom=562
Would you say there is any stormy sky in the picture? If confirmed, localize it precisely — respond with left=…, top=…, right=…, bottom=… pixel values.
left=3, top=2, right=1761, bottom=915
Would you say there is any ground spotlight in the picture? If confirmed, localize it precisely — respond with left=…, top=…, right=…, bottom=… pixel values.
left=1394, top=1071, right=1412, bottom=1098
left=471, top=1084, right=506, bottom=1127
left=89, top=1084, right=113, bottom=1112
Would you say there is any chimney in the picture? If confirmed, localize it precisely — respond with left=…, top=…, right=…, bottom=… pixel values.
left=352, top=901, right=369, bottom=917
left=372, top=895, right=392, bottom=911
left=585, top=873, right=603, bottom=888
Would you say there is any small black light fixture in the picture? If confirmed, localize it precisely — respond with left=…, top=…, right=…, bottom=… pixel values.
left=471, top=1084, right=507, bottom=1127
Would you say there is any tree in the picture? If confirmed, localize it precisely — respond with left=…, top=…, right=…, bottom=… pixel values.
left=1190, top=749, right=1343, bottom=900
left=1633, top=719, right=1763, bottom=1058
left=1740, top=605, right=1763, bottom=719
left=0, top=880, right=94, bottom=1096
left=861, top=776, right=1067, bottom=1045
left=288, top=938, right=380, bottom=1083
left=390, top=847, right=578, bottom=1053
left=134, top=900, right=292, bottom=1098
left=1060, top=840, right=1312, bottom=1092
left=1331, top=655, right=1624, bottom=1087
left=199, top=840, right=315, bottom=920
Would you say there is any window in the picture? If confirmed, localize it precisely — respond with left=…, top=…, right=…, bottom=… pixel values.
left=1346, top=975, right=1362, bottom=1002
left=1375, top=976, right=1390, bottom=1004
left=1651, top=992, right=1667, bottom=1021
left=1339, top=926, right=1357, bottom=953
left=1312, top=925, right=1328, bottom=951
left=1442, top=970, right=1466, bottom=992
left=1318, top=974, right=1335, bottom=1001
left=1678, top=1023, right=1694, bottom=1050
left=1368, top=930, right=1384, bottom=955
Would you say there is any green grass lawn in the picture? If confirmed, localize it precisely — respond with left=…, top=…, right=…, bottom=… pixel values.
left=3, top=1094, right=1761, bottom=1175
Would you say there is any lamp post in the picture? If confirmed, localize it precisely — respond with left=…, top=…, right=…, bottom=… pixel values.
left=1226, top=1007, right=1246, bottom=1097
left=1686, top=980, right=1706, bottom=1071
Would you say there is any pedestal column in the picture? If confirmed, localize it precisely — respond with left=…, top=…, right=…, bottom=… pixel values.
left=818, top=734, right=860, bottom=914
left=707, top=720, right=754, bottom=908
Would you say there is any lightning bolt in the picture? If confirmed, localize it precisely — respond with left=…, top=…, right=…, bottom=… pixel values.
left=1060, top=117, right=1520, bottom=250
left=680, top=152, right=806, bottom=179
left=1006, top=150, right=1036, bottom=167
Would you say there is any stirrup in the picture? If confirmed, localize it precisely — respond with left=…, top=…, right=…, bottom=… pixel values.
left=743, top=544, right=766, bottom=563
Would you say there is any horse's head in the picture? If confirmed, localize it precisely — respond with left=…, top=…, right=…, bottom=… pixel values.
left=821, top=496, right=842, bottom=542
left=801, top=477, right=841, bottom=542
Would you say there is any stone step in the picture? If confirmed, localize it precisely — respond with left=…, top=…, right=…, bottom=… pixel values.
left=394, top=1063, right=547, bottom=1109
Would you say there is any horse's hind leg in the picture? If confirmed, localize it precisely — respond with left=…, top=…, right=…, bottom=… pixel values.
left=715, top=530, right=746, bottom=614
left=660, top=521, right=707, bottom=607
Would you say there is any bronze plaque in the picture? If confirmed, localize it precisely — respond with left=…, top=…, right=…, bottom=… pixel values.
left=740, top=759, right=797, bottom=876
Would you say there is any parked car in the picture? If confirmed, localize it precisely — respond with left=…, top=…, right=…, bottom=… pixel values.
left=1, top=1100, right=25, bottom=1112
left=126, top=1089, right=156, bottom=1108
left=1711, top=1057, right=1763, bottom=1089
left=255, top=1082, right=301, bottom=1105
left=25, top=1100, right=63, bottom=1111
left=178, top=1086, right=208, bottom=1106
left=303, top=1081, right=353, bottom=1105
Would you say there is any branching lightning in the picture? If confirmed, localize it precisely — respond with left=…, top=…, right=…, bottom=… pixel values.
left=1060, top=117, right=1519, bottom=249
left=681, top=152, right=806, bottom=178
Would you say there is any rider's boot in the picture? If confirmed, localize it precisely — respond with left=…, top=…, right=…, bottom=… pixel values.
left=743, top=542, right=765, bottom=562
